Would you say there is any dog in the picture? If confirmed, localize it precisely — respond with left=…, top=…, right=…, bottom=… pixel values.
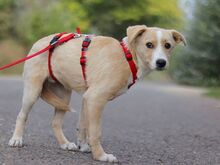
left=8, top=25, right=186, bottom=163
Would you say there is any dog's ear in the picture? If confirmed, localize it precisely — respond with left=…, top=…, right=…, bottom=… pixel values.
left=127, top=25, right=147, bottom=45
left=170, top=30, right=187, bottom=46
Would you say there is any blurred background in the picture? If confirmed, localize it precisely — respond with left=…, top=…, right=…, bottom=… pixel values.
left=0, top=0, right=219, bottom=98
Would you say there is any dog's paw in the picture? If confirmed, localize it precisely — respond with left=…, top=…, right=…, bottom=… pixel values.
left=77, top=142, right=91, bottom=153
left=60, top=142, right=77, bottom=151
left=8, top=137, right=23, bottom=147
left=95, top=153, right=118, bottom=163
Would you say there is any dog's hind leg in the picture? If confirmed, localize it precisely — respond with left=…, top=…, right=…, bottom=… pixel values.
left=9, top=73, right=46, bottom=147
left=46, top=82, right=77, bottom=151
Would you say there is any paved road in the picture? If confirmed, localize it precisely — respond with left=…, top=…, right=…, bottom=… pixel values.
left=0, top=77, right=220, bottom=165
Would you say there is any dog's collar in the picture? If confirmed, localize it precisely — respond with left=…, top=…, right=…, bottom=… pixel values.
left=120, top=40, right=137, bottom=89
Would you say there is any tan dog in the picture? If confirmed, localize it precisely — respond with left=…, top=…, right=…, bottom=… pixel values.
left=8, top=25, right=186, bottom=163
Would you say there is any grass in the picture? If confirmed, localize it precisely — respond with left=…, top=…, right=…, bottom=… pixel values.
left=0, top=38, right=26, bottom=75
left=205, top=87, right=220, bottom=99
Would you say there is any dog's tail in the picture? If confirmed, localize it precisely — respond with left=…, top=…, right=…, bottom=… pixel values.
left=41, top=87, right=70, bottom=112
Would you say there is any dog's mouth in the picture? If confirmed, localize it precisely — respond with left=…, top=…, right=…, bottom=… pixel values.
left=156, top=67, right=166, bottom=71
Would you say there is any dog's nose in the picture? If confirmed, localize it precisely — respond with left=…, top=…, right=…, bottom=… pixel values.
left=156, top=59, right=166, bottom=69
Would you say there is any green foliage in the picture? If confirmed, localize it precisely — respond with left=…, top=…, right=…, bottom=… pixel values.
left=0, top=0, right=14, bottom=38
left=0, top=0, right=183, bottom=47
left=205, top=87, right=220, bottom=100
left=15, top=1, right=89, bottom=45
left=170, top=0, right=220, bottom=86
left=0, top=38, right=25, bottom=75
left=0, top=0, right=182, bottom=44
left=78, top=0, right=183, bottom=39
left=0, top=0, right=13, bottom=9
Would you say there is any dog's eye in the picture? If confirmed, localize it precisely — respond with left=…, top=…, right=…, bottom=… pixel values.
left=164, top=43, right=171, bottom=49
left=146, top=42, right=154, bottom=49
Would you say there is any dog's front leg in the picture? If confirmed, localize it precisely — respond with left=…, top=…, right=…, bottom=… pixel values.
left=83, top=89, right=118, bottom=163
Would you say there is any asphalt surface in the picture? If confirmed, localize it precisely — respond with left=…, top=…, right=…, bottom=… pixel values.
left=0, top=77, right=220, bottom=165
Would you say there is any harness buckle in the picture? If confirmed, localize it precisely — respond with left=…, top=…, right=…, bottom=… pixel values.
left=50, top=36, right=59, bottom=46
left=82, top=38, right=91, bottom=47
left=74, top=33, right=81, bottom=38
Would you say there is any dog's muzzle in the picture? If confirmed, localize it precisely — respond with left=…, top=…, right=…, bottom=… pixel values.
left=156, top=59, right=166, bottom=70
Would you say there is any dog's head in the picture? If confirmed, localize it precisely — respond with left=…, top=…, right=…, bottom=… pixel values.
left=127, top=25, right=186, bottom=71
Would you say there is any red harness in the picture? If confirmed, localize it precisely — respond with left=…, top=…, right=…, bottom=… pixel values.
left=78, top=39, right=137, bottom=89
left=0, top=30, right=137, bottom=89
left=120, top=42, right=138, bottom=88
left=47, top=32, right=78, bottom=82
left=48, top=32, right=92, bottom=84
left=80, top=36, right=92, bottom=81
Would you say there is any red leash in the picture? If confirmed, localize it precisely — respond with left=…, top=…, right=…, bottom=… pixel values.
left=0, top=28, right=84, bottom=83
left=0, top=45, right=52, bottom=71
left=0, top=31, right=78, bottom=72
left=0, top=32, right=68, bottom=71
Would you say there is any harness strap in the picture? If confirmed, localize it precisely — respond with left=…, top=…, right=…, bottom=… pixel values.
left=120, top=42, right=137, bottom=89
left=48, top=32, right=76, bottom=82
left=50, top=32, right=67, bottom=45
left=48, top=50, right=58, bottom=82
left=76, top=27, right=81, bottom=34
left=80, top=36, right=91, bottom=82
